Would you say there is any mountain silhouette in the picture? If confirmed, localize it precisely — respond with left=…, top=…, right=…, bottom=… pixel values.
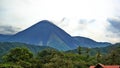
left=7, top=20, right=78, bottom=50
left=0, top=20, right=111, bottom=50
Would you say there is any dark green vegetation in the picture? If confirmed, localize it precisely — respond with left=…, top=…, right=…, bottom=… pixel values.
left=0, top=42, right=120, bottom=68
left=0, top=42, right=54, bottom=61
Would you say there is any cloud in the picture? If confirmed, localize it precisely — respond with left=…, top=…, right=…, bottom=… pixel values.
left=100, top=17, right=120, bottom=43
left=0, top=25, right=21, bottom=35
left=59, top=18, right=106, bottom=36
left=107, top=17, right=120, bottom=32
left=57, top=18, right=120, bottom=43
left=0, top=0, right=120, bottom=43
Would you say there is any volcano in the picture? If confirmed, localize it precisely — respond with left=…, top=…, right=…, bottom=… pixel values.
left=7, top=20, right=78, bottom=50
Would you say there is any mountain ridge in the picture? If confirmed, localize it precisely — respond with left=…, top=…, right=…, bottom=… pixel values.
left=0, top=20, right=111, bottom=50
left=6, top=20, right=78, bottom=50
left=73, top=36, right=111, bottom=48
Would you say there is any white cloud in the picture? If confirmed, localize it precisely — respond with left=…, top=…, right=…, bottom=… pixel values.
left=0, top=25, right=21, bottom=35
left=0, top=0, right=120, bottom=43
left=56, top=18, right=120, bottom=43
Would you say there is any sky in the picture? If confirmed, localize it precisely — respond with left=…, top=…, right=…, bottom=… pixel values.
left=0, top=0, right=120, bottom=43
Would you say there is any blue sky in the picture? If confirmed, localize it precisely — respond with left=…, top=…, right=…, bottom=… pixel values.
left=0, top=0, right=120, bottom=43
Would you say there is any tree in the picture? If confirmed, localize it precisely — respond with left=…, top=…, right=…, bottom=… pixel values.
left=29, top=58, right=43, bottom=68
left=37, top=49, right=59, bottom=63
left=77, top=46, right=82, bottom=55
left=85, top=48, right=90, bottom=58
left=43, top=55, right=74, bottom=68
left=96, top=50, right=102, bottom=63
left=2, top=47, right=33, bottom=63
left=104, top=46, right=120, bottom=65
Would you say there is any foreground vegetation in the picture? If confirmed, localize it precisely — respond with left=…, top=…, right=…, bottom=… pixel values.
left=0, top=43, right=120, bottom=68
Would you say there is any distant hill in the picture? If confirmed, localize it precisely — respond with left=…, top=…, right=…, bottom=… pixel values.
left=66, top=43, right=120, bottom=55
left=0, top=42, right=119, bottom=61
left=73, top=36, right=111, bottom=48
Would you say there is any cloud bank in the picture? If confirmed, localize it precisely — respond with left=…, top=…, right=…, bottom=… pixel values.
left=0, top=0, right=120, bottom=43
left=0, top=25, right=20, bottom=35
left=56, top=18, right=120, bottom=43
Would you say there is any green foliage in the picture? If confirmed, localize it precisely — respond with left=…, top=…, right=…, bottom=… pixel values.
left=2, top=47, right=33, bottom=63
left=44, top=57, right=74, bottom=68
left=103, top=44, right=120, bottom=65
left=0, top=63, right=22, bottom=68
left=0, top=42, right=55, bottom=61
left=95, top=50, right=102, bottom=63
left=0, top=42, right=120, bottom=68
left=37, top=49, right=60, bottom=63
left=77, top=46, right=82, bottom=55
left=29, top=58, right=43, bottom=68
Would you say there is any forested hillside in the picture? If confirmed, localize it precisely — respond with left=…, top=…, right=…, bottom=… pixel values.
left=0, top=42, right=120, bottom=68
left=0, top=42, right=54, bottom=61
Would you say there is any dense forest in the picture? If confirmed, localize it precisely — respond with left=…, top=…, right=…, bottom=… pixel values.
left=0, top=42, right=120, bottom=68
